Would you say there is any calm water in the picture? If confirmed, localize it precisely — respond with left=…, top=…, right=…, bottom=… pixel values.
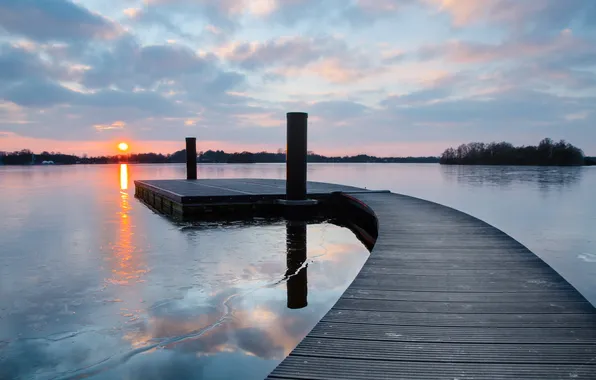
left=1, top=163, right=595, bottom=379
left=0, top=165, right=369, bottom=379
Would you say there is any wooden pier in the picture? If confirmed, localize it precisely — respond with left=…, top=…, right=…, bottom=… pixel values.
left=136, top=113, right=596, bottom=378
left=135, top=178, right=596, bottom=379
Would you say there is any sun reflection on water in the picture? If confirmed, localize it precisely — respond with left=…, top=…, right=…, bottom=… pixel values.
left=120, top=163, right=128, bottom=190
left=106, top=164, right=146, bottom=290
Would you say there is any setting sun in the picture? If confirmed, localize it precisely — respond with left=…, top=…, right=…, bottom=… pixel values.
left=118, top=142, right=129, bottom=152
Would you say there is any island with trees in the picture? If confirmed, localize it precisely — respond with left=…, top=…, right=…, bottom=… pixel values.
left=440, top=138, right=593, bottom=166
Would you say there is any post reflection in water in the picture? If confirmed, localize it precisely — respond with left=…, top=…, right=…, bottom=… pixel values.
left=286, top=220, right=308, bottom=309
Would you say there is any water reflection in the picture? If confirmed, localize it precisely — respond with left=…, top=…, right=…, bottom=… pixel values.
left=286, top=221, right=308, bottom=309
left=106, top=164, right=146, bottom=291
left=87, top=219, right=364, bottom=380
left=120, top=163, right=128, bottom=190
left=440, top=165, right=583, bottom=191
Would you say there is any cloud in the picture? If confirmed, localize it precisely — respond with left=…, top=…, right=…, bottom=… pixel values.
left=0, top=43, right=54, bottom=83
left=224, top=36, right=364, bottom=73
left=222, top=36, right=347, bottom=71
left=75, top=36, right=248, bottom=107
left=82, top=41, right=214, bottom=90
left=0, top=0, right=122, bottom=42
left=256, top=0, right=417, bottom=27
left=123, top=8, right=142, bottom=18
left=94, top=121, right=126, bottom=131
left=305, top=100, right=370, bottom=120
left=382, top=86, right=452, bottom=107
left=220, top=36, right=375, bottom=83
left=422, top=0, right=596, bottom=33
left=133, top=0, right=406, bottom=35
left=1, top=79, right=75, bottom=107
left=130, top=0, right=246, bottom=34
left=417, top=31, right=593, bottom=64
left=382, top=87, right=596, bottom=134
left=1, top=80, right=183, bottom=121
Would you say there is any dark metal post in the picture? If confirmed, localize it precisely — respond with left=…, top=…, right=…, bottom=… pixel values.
left=286, top=220, right=308, bottom=309
left=286, top=112, right=308, bottom=201
left=185, top=137, right=197, bottom=180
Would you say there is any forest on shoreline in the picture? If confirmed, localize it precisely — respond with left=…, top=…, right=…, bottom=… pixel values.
left=440, top=138, right=595, bottom=166
left=0, top=149, right=439, bottom=165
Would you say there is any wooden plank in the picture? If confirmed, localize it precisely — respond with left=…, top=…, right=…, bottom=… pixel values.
left=268, top=357, right=596, bottom=379
left=333, top=298, right=594, bottom=314
left=292, top=337, right=596, bottom=364
left=322, top=309, right=596, bottom=328
left=307, top=321, right=596, bottom=343
left=358, top=264, right=558, bottom=276
left=341, top=288, right=588, bottom=303
left=350, top=276, right=575, bottom=292
left=364, top=258, right=548, bottom=269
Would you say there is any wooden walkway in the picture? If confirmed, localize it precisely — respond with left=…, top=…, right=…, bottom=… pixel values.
left=268, top=192, right=596, bottom=379
left=134, top=179, right=596, bottom=379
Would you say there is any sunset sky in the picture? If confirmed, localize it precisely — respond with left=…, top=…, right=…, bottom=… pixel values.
left=1, top=0, right=595, bottom=156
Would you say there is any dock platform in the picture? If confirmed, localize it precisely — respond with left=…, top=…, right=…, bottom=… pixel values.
left=134, top=178, right=369, bottom=218
left=135, top=179, right=596, bottom=379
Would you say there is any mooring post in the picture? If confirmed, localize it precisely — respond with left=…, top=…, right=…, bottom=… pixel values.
left=185, top=137, right=197, bottom=180
left=286, top=112, right=308, bottom=201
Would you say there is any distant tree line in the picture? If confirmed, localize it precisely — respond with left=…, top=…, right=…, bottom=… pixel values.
left=0, top=148, right=439, bottom=165
left=200, top=150, right=439, bottom=163
left=440, top=138, right=589, bottom=166
left=0, top=150, right=80, bottom=165
left=0, top=149, right=190, bottom=165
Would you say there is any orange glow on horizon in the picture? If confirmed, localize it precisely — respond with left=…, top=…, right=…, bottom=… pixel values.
left=0, top=134, right=454, bottom=157
left=118, top=142, right=129, bottom=152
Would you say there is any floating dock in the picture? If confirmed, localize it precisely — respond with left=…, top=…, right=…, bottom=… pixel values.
left=134, top=178, right=371, bottom=218
left=135, top=178, right=596, bottom=379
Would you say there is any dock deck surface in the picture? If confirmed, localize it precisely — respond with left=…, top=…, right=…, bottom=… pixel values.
left=269, top=191, right=596, bottom=379
left=134, top=179, right=596, bottom=379
left=136, top=178, right=367, bottom=203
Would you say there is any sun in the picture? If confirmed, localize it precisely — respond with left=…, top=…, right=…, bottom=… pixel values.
left=118, top=142, right=129, bottom=152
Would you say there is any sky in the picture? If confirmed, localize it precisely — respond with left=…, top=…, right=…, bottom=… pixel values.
left=0, top=0, right=595, bottom=157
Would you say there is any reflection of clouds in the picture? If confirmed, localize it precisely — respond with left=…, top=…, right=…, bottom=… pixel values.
left=122, top=287, right=318, bottom=363
left=1, top=219, right=368, bottom=380
left=0, top=329, right=128, bottom=379
left=0, top=271, right=100, bottom=345
left=109, top=232, right=366, bottom=379
left=311, top=242, right=365, bottom=262
left=441, top=165, right=583, bottom=191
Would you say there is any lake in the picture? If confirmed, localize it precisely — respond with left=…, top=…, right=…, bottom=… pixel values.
left=1, top=163, right=595, bottom=379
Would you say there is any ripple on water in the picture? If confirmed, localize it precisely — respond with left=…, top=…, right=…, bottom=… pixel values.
left=578, top=253, right=596, bottom=262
